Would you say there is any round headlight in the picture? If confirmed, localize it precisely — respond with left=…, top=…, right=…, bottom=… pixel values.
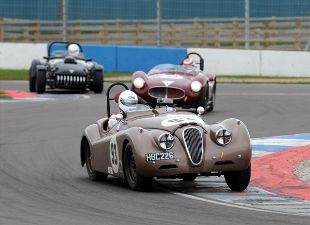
left=158, top=133, right=174, bottom=150
left=49, top=60, right=57, bottom=69
left=215, top=128, right=232, bottom=146
left=133, top=77, right=145, bottom=89
left=190, top=81, right=202, bottom=92
left=86, top=61, right=94, bottom=70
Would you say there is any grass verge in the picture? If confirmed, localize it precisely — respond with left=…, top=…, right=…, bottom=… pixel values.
left=0, top=69, right=310, bottom=84
left=0, top=91, right=11, bottom=98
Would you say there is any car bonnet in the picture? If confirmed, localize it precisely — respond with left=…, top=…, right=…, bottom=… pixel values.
left=126, top=111, right=205, bottom=132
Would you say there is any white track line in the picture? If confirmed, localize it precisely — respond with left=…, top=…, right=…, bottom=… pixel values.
left=157, top=185, right=297, bottom=216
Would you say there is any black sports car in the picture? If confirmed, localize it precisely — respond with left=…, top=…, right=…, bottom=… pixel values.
left=29, top=42, right=104, bottom=94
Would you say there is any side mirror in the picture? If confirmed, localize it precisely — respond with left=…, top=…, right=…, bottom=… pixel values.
left=197, top=107, right=205, bottom=116
left=115, top=113, right=123, bottom=121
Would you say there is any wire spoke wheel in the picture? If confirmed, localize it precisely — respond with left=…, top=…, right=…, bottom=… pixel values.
left=124, top=144, right=152, bottom=191
left=85, top=142, right=95, bottom=176
left=84, top=140, right=107, bottom=181
left=129, top=154, right=137, bottom=183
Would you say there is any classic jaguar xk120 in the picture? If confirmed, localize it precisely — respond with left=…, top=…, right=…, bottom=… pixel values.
left=80, top=83, right=252, bottom=191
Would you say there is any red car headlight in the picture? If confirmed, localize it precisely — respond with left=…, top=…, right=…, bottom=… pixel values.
left=190, top=81, right=202, bottom=92
left=133, top=77, right=145, bottom=89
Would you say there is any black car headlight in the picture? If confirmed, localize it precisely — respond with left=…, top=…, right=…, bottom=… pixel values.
left=215, top=128, right=232, bottom=146
left=86, top=61, right=95, bottom=70
left=48, top=60, right=57, bottom=71
left=158, top=133, right=174, bottom=150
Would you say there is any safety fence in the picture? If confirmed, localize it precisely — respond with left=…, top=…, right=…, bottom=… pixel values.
left=0, top=16, right=309, bottom=50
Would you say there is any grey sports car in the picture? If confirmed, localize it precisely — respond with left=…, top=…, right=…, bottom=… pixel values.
left=80, top=83, right=252, bottom=191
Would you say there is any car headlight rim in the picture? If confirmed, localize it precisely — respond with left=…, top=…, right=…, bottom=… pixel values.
left=191, top=81, right=202, bottom=92
left=158, top=133, right=174, bottom=150
left=215, top=128, right=232, bottom=146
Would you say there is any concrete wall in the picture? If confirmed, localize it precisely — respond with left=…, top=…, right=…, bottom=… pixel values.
left=189, top=48, right=310, bottom=77
left=0, top=43, right=46, bottom=69
left=0, top=42, right=309, bottom=77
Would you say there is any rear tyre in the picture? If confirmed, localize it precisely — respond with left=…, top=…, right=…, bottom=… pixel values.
left=93, top=70, right=103, bottom=93
left=123, top=144, right=152, bottom=191
left=85, top=140, right=108, bottom=181
left=224, top=165, right=251, bottom=192
left=36, top=70, right=46, bottom=94
left=182, top=173, right=197, bottom=181
left=29, top=59, right=41, bottom=92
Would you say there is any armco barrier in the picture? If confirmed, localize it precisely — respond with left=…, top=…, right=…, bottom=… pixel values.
left=48, top=44, right=186, bottom=72
left=0, top=42, right=309, bottom=76
left=0, top=43, right=46, bottom=69
left=189, top=48, right=310, bottom=77
left=49, top=44, right=117, bottom=72
left=116, top=46, right=187, bottom=72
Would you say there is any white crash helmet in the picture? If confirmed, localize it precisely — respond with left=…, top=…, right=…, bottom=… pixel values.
left=67, top=44, right=80, bottom=57
left=182, top=58, right=196, bottom=71
left=118, top=90, right=138, bottom=113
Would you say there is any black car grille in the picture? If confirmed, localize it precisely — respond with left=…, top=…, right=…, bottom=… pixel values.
left=149, top=87, right=185, bottom=99
left=56, top=74, right=86, bottom=87
left=183, top=127, right=203, bottom=165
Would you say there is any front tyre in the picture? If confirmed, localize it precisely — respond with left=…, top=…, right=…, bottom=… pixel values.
left=84, top=140, right=108, bottom=181
left=93, top=70, right=103, bottom=93
left=196, top=85, right=208, bottom=113
left=206, top=90, right=215, bottom=112
left=29, top=59, right=41, bottom=92
left=123, top=144, right=152, bottom=191
left=224, top=165, right=251, bottom=192
left=36, top=70, right=46, bottom=94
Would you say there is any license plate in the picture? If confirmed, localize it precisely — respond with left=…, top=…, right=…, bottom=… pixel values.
left=145, top=152, right=174, bottom=162
left=157, top=98, right=173, bottom=104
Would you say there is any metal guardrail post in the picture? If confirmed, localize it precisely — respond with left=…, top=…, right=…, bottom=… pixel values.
left=245, top=0, right=250, bottom=49
left=305, top=39, right=310, bottom=51
left=63, top=0, right=68, bottom=42
left=157, top=0, right=162, bottom=47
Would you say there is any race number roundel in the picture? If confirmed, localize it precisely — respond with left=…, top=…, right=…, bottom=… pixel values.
left=109, top=136, right=119, bottom=174
left=161, top=116, right=205, bottom=127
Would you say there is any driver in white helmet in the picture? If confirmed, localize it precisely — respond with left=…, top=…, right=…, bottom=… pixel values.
left=108, top=90, right=138, bottom=128
left=67, top=43, right=80, bottom=57
left=182, top=58, right=197, bottom=72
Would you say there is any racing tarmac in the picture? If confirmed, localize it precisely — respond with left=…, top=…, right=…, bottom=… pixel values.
left=0, top=81, right=309, bottom=225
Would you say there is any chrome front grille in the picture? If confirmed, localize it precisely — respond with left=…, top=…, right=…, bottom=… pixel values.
left=149, top=87, right=185, bottom=99
left=183, top=127, right=203, bottom=165
left=56, top=75, right=86, bottom=86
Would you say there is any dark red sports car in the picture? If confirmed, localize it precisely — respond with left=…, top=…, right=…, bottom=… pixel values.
left=131, top=52, right=216, bottom=113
